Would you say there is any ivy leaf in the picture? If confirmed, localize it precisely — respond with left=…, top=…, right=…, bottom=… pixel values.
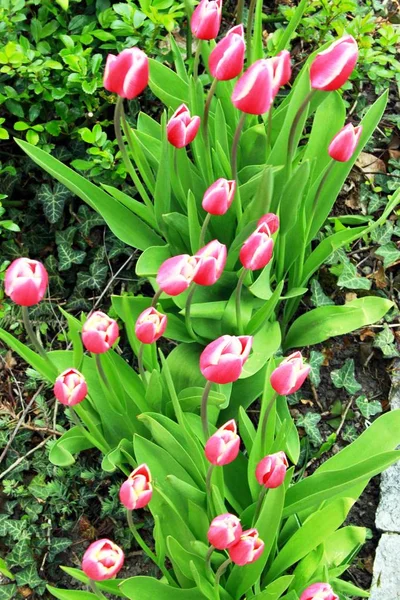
left=310, top=280, right=334, bottom=307
left=287, top=391, right=302, bottom=406
left=77, top=205, right=104, bottom=236
left=48, top=537, right=73, bottom=561
left=55, top=226, right=77, bottom=246
left=15, top=563, right=43, bottom=589
left=331, top=359, right=362, bottom=395
left=370, top=221, right=393, bottom=245
left=376, top=242, right=400, bottom=267
left=356, top=395, right=382, bottom=419
left=342, top=424, right=358, bottom=443
left=7, top=541, right=34, bottom=568
left=327, top=247, right=347, bottom=266
left=36, top=182, right=71, bottom=224
left=308, top=350, right=325, bottom=387
left=296, top=412, right=323, bottom=446
left=27, top=474, right=50, bottom=501
left=0, top=514, right=9, bottom=536
left=5, top=519, right=28, bottom=541
left=0, top=585, right=17, bottom=600
left=337, top=260, right=371, bottom=290
left=76, top=261, right=108, bottom=292
left=373, top=325, right=400, bottom=358
left=57, top=244, right=86, bottom=271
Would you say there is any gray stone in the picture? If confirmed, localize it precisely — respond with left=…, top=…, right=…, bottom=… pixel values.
left=376, top=463, right=400, bottom=532
left=390, top=360, right=400, bottom=411
left=370, top=534, right=400, bottom=600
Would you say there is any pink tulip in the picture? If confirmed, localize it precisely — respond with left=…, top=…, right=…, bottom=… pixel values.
left=257, top=213, right=279, bottom=235
left=156, top=254, right=198, bottom=296
left=193, top=240, right=227, bottom=286
left=202, top=178, right=236, bottom=216
left=135, top=307, right=167, bottom=344
left=119, top=464, right=153, bottom=510
left=270, top=351, right=310, bottom=395
left=5, top=258, right=48, bottom=306
left=191, top=0, right=222, bottom=40
left=256, top=451, right=288, bottom=488
left=167, top=104, right=201, bottom=149
left=200, top=335, right=253, bottom=384
left=82, top=539, right=124, bottom=581
left=239, top=221, right=274, bottom=271
left=328, top=123, right=362, bottom=162
left=271, top=50, right=292, bottom=95
left=54, top=369, right=88, bottom=407
left=300, top=583, right=339, bottom=600
left=228, top=529, right=264, bottom=565
left=205, top=420, right=241, bottom=466
left=232, top=59, right=274, bottom=115
left=82, top=311, right=119, bottom=354
left=209, top=25, right=245, bottom=81
left=310, top=35, right=358, bottom=91
left=103, top=48, right=149, bottom=99
left=207, top=513, right=242, bottom=549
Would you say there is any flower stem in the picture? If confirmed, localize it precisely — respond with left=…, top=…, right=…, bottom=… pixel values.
left=236, top=0, right=244, bottom=24
left=151, top=289, right=162, bottom=308
left=138, top=343, right=147, bottom=385
left=199, top=213, right=211, bottom=248
left=206, top=463, right=215, bottom=517
left=185, top=282, right=198, bottom=340
left=287, top=90, right=316, bottom=173
left=253, top=486, right=267, bottom=525
left=193, top=41, right=202, bottom=80
left=215, top=558, right=232, bottom=599
left=21, top=306, right=48, bottom=362
left=89, top=580, right=108, bottom=600
left=201, top=380, right=213, bottom=441
left=235, top=268, right=248, bottom=335
left=308, top=160, right=335, bottom=235
left=69, top=406, right=84, bottom=429
left=95, top=354, right=110, bottom=391
left=205, top=544, right=215, bottom=571
left=203, top=78, right=218, bottom=150
left=246, top=0, right=257, bottom=64
left=267, top=106, right=273, bottom=151
left=231, top=113, right=246, bottom=222
left=260, top=392, right=277, bottom=450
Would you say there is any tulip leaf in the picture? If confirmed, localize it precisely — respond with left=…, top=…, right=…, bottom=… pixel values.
left=275, top=0, right=308, bottom=52
left=49, top=427, right=95, bottom=467
left=149, top=58, right=189, bottom=109
left=47, top=587, right=96, bottom=600
left=121, top=577, right=206, bottom=599
left=252, top=575, right=294, bottom=600
left=0, top=327, right=58, bottom=381
left=60, top=568, right=127, bottom=598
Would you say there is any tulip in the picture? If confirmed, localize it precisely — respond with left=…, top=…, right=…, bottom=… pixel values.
left=232, top=59, right=274, bottom=115
left=119, top=464, right=153, bottom=510
left=271, top=50, right=292, bottom=96
left=167, top=104, right=200, bottom=148
left=135, top=307, right=167, bottom=344
left=300, top=583, right=339, bottom=600
left=82, top=539, right=124, bottom=581
left=328, top=123, right=362, bottom=162
left=200, top=335, right=253, bottom=384
left=256, top=451, right=289, bottom=488
left=156, top=254, right=199, bottom=296
left=310, top=35, right=358, bottom=91
left=193, top=240, right=227, bottom=286
left=202, top=179, right=236, bottom=216
left=54, top=369, right=88, bottom=407
left=103, top=48, right=149, bottom=99
left=191, top=0, right=222, bottom=40
left=208, top=513, right=242, bottom=550
left=82, top=311, right=119, bottom=354
left=239, top=221, right=274, bottom=271
left=205, top=420, right=241, bottom=466
left=257, top=213, right=280, bottom=235
left=270, top=351, right=310, bottom=395
left=5, top=258, right=48, bottom=306
left=209, top=25, right=245, bottom=81
left=228, top=529, right=264, bottom=565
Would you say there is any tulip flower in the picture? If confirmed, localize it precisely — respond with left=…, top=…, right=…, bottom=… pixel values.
left=54, top=369, right=88, bottom=407
left=257, top=213, right=280, bottom=235
left=205, top=420, right=241, bottom=466
left=208, top=513, right=242, bottom=550
left=271, top=50, right=292, bottom=96
left=193, top=240, right=227, bottom=286
left=82, top=311, right=119, bottom=354
left=5, top=258, right=48, bottom=306
left=202, top=179, right=236, bottom=216
left=228, top=529, right=264, bottom=565
left=270, top=351, right=310, bottom=395
left=209, top=25, right=245, bottom=81
left=191, top=0, right=222, bottom=40
left=300, top=583, right=339, bottom=600
left=167, top=104, right=201, bottom=148
left=256, top=451, right=289, bottom=488
left=328, top=123, right=363, bottom=162
left=103, top=48, right=149, bottom=99
left=135, top=307, right=167, bottom=344
left=156, top=254, right=199, bottom=296
left=232, top=59, right=275, bottom=115
left=200, top=335, right=253, bottom=384
left=119, top=464, right=153, bottom=510
left=310, top=35, right=358, bottom=91
left=239, top=221, right=275, bottom=271
left=82, top=539, right=124, bottom=581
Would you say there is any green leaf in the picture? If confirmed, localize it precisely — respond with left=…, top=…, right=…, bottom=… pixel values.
left=0, top=558, right=14, bottom=580
left=37, top=182, right=71, bottom=223
left=0, top=585, right=17, bottom=600
left=355, top=395, right=382, bottom=419
left=275, top=0, right=308, bottom=52
left=337, top=260, right=371, bottom=290
left=310, top=279, right=334, bottom=307
left=15, top=564, right=43, bottom=589
left=47, top=587, right=97, bottom=600
left=57, top=244, right=86, bottom=271
left=149, top=59, right=189, bottom=110
left=373, top=325, right=400, bottom=357
left=296, top=412, right=322, bottom=446
left=48, top=538, right=73, bottom=561
left=331, top=359, right=361, bottom=395
left=308, top=350, right=324, bottom=387
left=7, top=540, right=34, bottom=568
left=120, top=577, right=205, bottom=599
left=376, top=242, right=400, bottom=267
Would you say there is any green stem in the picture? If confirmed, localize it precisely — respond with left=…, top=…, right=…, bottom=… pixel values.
left=138, top=343, right=147, bottom=385
left=235, top=268, right=248, bottom=335
left=203, top=78, right=218, bottom=150
left=267, top=106, right=273, bottom=151
left=201, top=380, right=213, bottom=441
left=287, top=90, right=316, bottom=173
left=199, top=213, right=211, bottom=248
left=260, top=392, right=277, bottom=450
left=246, top=0, right=257, bottom=64
left=173, top=148, right=188, bottom=209
left=95, top=354, right=110, bottom=390
left=21, top=306, right=49, bottom=362
left=231, top=113, right=246, bottom=222
left=236, top=0, right=244, bottom=24
left=307, top=160, right=335, bottom=240
left=215, top=558, right=232, bottom=600
left=253, top=486, right=267, bottom=525
left=69, top=406, right=84, bottom=429
left=151, top=289, right=162, bottom=308
left=206, top=463, right=215, bottom=518
left=89, top=580, right=107, bottom=600
left=205, top=545, right=215, bottom=571
left=193, top=41, right=202, bottom=80
left=185, top=282, right=198, bottom=341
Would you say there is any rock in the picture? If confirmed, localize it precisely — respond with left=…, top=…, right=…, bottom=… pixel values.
left=370, top=533, right=400, bottom=600
left=376, top=462, right=400, bottom=532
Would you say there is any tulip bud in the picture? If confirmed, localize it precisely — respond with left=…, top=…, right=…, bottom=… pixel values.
left=193, top=240, right=227, bottom=286
left=54, top=369, right=88, bottom=407
left=228, top=529, right=265, bottom=565
left=191, top=0, right=222, bottom=40
left=271, top=50, right=292, bottom=96
left=82, top=311, right=119, bottom=354
left=209, top=25, right=245, bottom=81
left=202, top=178, right=236, bottom=216
left=310, top=35, right=358, bottom=91
left=156, top=254, right=198, bottom=296
left=205, top=420, right=241, bottom=466
left=207, top=513, right=242, bottom=550
left=328, top=123, right=362, bottom=162
left=119, top=464, right=153, bottom=510
left=300, top=583, right=339, bottom=600
left=135, top=307, right=167, bottom=344
left=257, top=213, right=279, bottom=235
left=167, top=104, right=201, bottom=149
left=5, top=258, right=48, bottom=307
left=200, top=335, right=253, bottom=384
left=232, top=59, right=274, bottom=115
left=270, top=351, right=310, bottom=395
left=103, top=48, right=149, bottom=99
left=256, top=451, right=288, bottom=489
left=82, top=539, right=124, bottom=581
left=239, top=222, right=274, bottom=271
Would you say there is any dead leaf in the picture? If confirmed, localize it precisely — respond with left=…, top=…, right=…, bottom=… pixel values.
left=356, top=152, right=386, bottom=183
left=300, top=399, right=314, bottom=407
left=345, top=188, right=361, bottom=210
left=345, top=292, right=358, bottom=303
left=322, top=347, right=333, bottom=366
left=4, top=351, right=17, bottom=369
left=373, top=264, right=388, bottom=289
left=18, top=587, right=33, bottom=598
left=360, top=328, right=376, bottom=341
left=389, top=149, right=400, bottom=160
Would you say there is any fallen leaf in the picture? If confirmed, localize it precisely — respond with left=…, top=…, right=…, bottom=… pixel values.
left=389, top=149, right=400, bottom=160
left=322, top=347, right=334, bottom=366
left=345, top=292, right=358, bottom=302
left=5, top=351, right=17, bottom=369
left=300, top=399, right=314, bottom=406
left=356, top=152, right=386, bottom=183
left=345, top=188, right=361, bottom=210
left=373, top=264, right=388, bottom=289
left=360, top=328, right=376, bottom=341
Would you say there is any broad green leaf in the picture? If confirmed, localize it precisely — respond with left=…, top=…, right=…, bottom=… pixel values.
left=120, top=577, right=205, bottom=600
left=149, top=59, right=189, bottom=109
left=60, top=568, right=126, bottom=598
left=253, top=576, right=294, bottom=599
left=49, top=426, right=94, bottom=467
left=47, top=587, right=96, bottom=600
left=0, top=328, right=57, bottom=381
left=275, top=0, right=308, bottom=52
